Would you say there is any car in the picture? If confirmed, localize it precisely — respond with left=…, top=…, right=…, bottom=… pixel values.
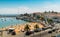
left=11, top=31, right=16, bottom=35
left=48, top=31, right=52, bottom=34
left=25, top=31, right=31, bottom=35
left=52, top=29, right=56, bottom=32
left=25, top=30, right=34, bottom=35
left=34, top=28, right=41, bottom=32
left=30, top=30, right=34, bottom=34
left=8, top=28, right=15, bottom=34
left=42, top=28, right=47, bottom=31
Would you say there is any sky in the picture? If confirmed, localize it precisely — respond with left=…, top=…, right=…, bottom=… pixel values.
left=0, top=0, right=60, bottom=14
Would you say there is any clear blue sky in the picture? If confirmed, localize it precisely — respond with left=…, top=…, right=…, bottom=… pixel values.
left=0, top=0, right=60, bottom=14
left=0, top=0, right=59, bottom=8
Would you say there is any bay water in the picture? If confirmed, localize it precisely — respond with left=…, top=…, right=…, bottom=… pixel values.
left=0, top=17, right=27, bottom=28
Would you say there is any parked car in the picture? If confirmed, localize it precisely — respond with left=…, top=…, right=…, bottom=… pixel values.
left=52, top=29, right=56, bottom=32
left=25, top=30, right=34, bottom=35
left=11, top=31, right=16, bottom=35
left=34, top=28, right=42, bottom=32
left=48, top=31, right=52, bottom=34
left=8, top=28, right=15, bottom=34
left=42, top=28, right=47, bottom=31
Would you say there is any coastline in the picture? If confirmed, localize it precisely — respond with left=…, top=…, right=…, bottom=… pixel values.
left=0, top=22, right=60, bottom=37
left=0, top=22, right=44, bottom=34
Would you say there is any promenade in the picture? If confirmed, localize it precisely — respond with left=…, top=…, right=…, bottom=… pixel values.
left=0, top=22, right=59, bottom=37
left=0, top=28, right=60, bottom=37
left=31, top=29, right=60, bottom=37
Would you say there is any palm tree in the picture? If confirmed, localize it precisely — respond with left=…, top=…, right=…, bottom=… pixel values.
left=44, top=11, right=47, bottom=13
left=34, top=24, right=40, bottom=32
left=24, top=24, right=31, bottom=36
left=34, top=24, right=39, bottom=29
left=24, top=24, right=30, bottom=31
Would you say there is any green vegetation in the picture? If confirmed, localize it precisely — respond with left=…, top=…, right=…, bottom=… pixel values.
left=24, top=24, right=30, bottom=31
left=34, top=24, right=40, bottom=32
left=36, top=15, right=40, bottom=19
left=23, top=13, right=30, bottom=17
left=40, top=16, right=45, bottom=21
left=47, top=18, right=53, bottom=24
left=34, top=24, right=39, bottom=29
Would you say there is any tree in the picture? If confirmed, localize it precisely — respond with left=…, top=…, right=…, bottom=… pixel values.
left=34, top=24, right=40, bottom=32
left=24, top=24, right=32, bottom=36
left=44, top=11, right=47, bottom=13
left=24, top=13, right=29, bottom=16
left=24, top=24, right=30, bottom=31
left=47, top=18, right=53, bottom=24
left=34, top=24, right=39, bottom=29
left=49, top=11, right=50, bottom=13
left=36, top=15, right=40, bottom=19
left=51, top=11, right=54, bottom=13
left=40, top=16, right=45, bottom=21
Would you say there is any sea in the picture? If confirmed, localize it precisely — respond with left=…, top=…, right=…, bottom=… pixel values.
left=0, top=17, right=27, bottom=28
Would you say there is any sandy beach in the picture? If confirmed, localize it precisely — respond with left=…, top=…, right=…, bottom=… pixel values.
left=0, top=22, right=45, bottom=37
left=0, top=26, right=60, bottom=37
left=0, top=22, right=44, bottom=34
left=0, top=22, right=60, bottom=37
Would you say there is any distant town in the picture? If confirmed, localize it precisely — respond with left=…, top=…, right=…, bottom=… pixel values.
left=16, top=11, right=60, bottom=23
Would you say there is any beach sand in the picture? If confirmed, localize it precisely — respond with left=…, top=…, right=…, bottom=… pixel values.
left=0, top=22, right=44, bottom=34
left=0, top=22, right=44, bottom=37
left=0, top=22, right=60, bottom=37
